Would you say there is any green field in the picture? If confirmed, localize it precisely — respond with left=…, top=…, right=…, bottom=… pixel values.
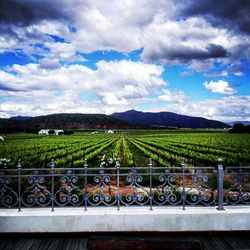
left=0, top=130, right=250, bottom=168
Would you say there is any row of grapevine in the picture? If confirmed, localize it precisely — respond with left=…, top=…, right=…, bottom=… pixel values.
left=70, top=138, right=117, bottom=167
left=138, top=133, right=250, bottom=155
left=129, top=138, right=180, bottom=167
left=134, top=138, right=218, bottom=165
left=1, top=131, right=249, bottom=168
left=0, top=135, right=117, bottom=168
left=121, top=135, right=133, bottom=166
left=137, top=135, right=250, bottom=165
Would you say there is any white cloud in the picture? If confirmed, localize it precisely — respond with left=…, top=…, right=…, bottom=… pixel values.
left=1, top=0, right=249, bottom=71
left=43, top=41, right=86, bottom=62
left=0, top=60, right=166, bottom=117
left=233, top=71, right=243, bottom=76
left=100, top=93, right=128, bottom=106
left=0, top=0, right=249, bottom=120
left=141, top=17, right=236, bottom=65
left=203, top=80, right=236, bottom=94
left=158, top=89, right=188, bottom=103
left=146, top=96, right=250, bottom=122
left=188, top=59, right=214, bottom=72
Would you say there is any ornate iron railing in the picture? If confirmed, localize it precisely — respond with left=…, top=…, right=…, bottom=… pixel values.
left=0, top=159, right=249, bottom=211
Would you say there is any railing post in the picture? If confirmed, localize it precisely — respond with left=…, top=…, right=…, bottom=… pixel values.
left=84, top=159, right=88, bottom=211
left=181, top=158, right=186, bottom=210
left=17, top=160, right=22, bottom=212
left=149, top=158, right=153, bottom=211
left=116, top=157, right=121, bottom=211
left=217, top=158, right=224, bottom=210
left=51, top=159, right=55, bottom=212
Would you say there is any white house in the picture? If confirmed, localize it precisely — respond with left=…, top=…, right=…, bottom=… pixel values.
left=54, top=130, right=64, bottom=135
left=38, top=129, right=64, bottom=135
left=0, top=136, right=4, bottom=141
left=38, top=129, right=49, bottom=135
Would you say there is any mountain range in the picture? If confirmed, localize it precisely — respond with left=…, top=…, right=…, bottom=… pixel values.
left=225, top=121, right=250, bottom=126
left=0, top=113, right=128, bottom=133
left=113, top=110, right=230, bottom=129
left=0, top=110, right=232, bottom=132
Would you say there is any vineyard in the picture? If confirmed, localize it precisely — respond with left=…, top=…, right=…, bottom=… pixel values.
left=0, top=130, right=250, bottom=168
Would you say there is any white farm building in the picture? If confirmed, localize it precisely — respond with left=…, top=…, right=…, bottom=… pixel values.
left=38, top=129, right=64, bottom=135
left=39, top=129, right=49, bottom=135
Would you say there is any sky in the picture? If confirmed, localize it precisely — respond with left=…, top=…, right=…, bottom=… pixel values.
left=0, top=0, right=249, bottom=121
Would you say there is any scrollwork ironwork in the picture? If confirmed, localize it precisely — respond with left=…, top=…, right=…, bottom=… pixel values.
left=225, top=168, right=250, bottom=205
left=0, top=162, right=249, bottom=211
left=185, top=171, right=215, bottom=206
left=55, top=175, right=84, bottom=206
left=153, top=172, right=182, bottom=206
left=0, top=175, right=18, bottom=208
left=120, top=169, right=149, bottom=206
left=88, top=168, right=117, bottom=206
left=22, top=171, right=51, bottom=207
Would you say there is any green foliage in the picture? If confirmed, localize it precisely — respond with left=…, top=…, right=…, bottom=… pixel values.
left=48, top=129, right=55, bottom=135
left=229, top=123, right=250, bottom=133
left=121, top=135, right=133, bottom=166
left=0, top=131, right=249, bottom=168
left=63, top=130, right=74, bottom=135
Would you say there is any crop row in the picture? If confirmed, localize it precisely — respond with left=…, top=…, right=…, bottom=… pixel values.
left=1, top=135, right=117, bottom=168
left=135, top=137, right=249, bottom=166
left=136, top=133, right=250, bottom=153
left=121, top=135, right=133, bottom=166
left=68, top=138, right=117, bottom=167
left=129, top=138, right=181, bottom=167
left=1, top=132, right=249, bottom=168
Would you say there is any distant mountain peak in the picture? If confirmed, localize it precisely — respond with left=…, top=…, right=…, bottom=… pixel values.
left=124, top=109, right=140, bottom=113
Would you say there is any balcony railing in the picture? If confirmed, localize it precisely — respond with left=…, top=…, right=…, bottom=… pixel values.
left=0, top=159, right=249, bottom=211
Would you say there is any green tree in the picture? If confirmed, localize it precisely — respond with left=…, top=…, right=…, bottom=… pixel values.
left=48, top=129, right=55, bottom=135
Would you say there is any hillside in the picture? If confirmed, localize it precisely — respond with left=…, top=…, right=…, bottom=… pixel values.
left=112, top=110, right=230, bottom=129
left=0, top=113, right=129, bottom=133
left=0, top=110, right=231, bottom=133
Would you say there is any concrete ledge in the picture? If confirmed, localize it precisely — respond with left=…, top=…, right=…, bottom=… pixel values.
left=1, top=206, right=250, bottom=233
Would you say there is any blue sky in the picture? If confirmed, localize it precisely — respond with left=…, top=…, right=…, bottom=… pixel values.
left=0, top=0, right=249, bottom=121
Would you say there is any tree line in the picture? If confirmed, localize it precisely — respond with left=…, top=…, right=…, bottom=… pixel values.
left=229, top=123, right=250, bottom=133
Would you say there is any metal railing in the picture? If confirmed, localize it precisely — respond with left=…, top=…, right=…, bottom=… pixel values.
left=0, top=159, right=249, bottom=211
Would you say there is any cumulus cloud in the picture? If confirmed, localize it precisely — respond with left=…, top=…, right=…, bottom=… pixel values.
left=147, top=96, right=250, bottom=121
left=178, top=0, right=250, bottom=35
left=1, top=60, right=165, bottom=93
left=0, top=0, right=70, bottom=26
left=39, top=58, right=60, bottom=70
left=0, top=0, right=249, bottom=119
left=0, top=0, right=249, bottom=70
left=0, top=60, right=165, bottom=117
left=141, top=16, right=235, bottom=66
left=203, top=80, right=236, bottom=94
left=158, top=89, right=188, bottom=103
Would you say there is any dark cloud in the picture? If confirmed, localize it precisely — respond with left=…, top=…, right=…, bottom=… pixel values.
left=143, top=43, right=227, bottom=64
left=179, top=0, right=250, bottom=35
left=170, top=44, right=227, bottom=60
left=0, top=0, right=70, bottom=27
left=0, top=83, right=21, bottom=92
